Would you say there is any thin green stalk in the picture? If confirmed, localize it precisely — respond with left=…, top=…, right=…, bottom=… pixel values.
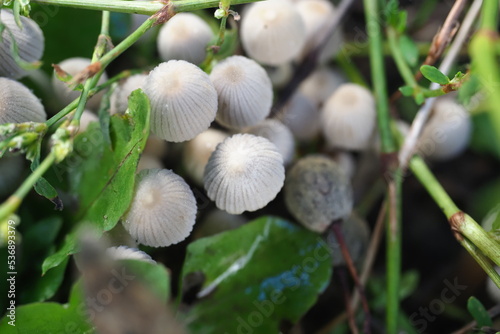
left=461, top=238, right=500, bottom=288
left=30, top=0, right=262, bottom=15
left=0, top=152, right=57, bottom=221
left=341, top=41, right=433, bottom=57
left=335, top=53, right=368, bottom=88
left=387, top=27, right=418, bottom=88
left=200, top=14, right=228, bottom=70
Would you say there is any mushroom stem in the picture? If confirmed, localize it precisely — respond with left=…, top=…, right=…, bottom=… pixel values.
left=331, top=220, right=372, bottom=334
left=335, top=267, right=359, bottom=334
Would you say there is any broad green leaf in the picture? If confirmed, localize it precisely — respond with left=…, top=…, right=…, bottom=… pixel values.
left=42, top=231, right=77, bottom=274
left=69, top=89, right=150, bottom=230
left=415, top=92, right=425, bottom=105
left=121, top=259, right=171, bottom=301
left=399, top=85, right=414, bottom=97
left=420, top=65, right=450, bottom=85
left=470, top=113, right=500, bottom=159
left=21, top=257, right=69, bottom=303
left=458, top=73, right=481, bottom=106
left=467, top=296, right=492, bottom=327
left=399, top=35, right=419, bottom=67
left=215, top=28, right=239, bottom=61
left=181, top=216, right=332, bottom=334
left=29, top=141, right=62, bottom=210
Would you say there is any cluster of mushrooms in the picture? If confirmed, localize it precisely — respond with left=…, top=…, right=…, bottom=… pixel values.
left=0, top=0, right=482, bottom=292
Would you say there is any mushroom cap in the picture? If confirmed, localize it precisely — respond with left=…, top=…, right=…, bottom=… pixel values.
left=244, top=119, right=295, bottom=165
left=183, top=128, right=228, bottom=185
left=51, top=57, right=108, bottom=111
left=157, top=13, right=213, bottom=65
left=321, top=83, right=376, bottom=150
left=0, top=77, right=46, bottom=125
left=77, top=110, right=99, bottom=134
left=210, top=55, right=273, bottom=129
left=105, top=246, right=156, bottom=264
left=110, top=74, right=148, bottom=115
left=193, top=208, right=247, bottom=239
left=144, top=60, right=218, bottom=142
left=137, top=154, right=163, bottom=172
left=240, top=0, right=306, bottom=66
left=373, top=120, right=410, bottom=152
left=278, top=92, right=320, bottom=141
left=122, top=168, right=197, bottom=247
left=0, top=9, right=44, bottom=79
left=417, top=96, right=471, bottom=161
left=204, top=134, right=285, bottom=214
left=284, top=155, right=353, bottom=233
left=143, top=134, right=168, bottom=158
left=265, top=62, right=293, bottom=89
left=326, top=212, right=370, bottom=266
left=299, top=67, right=346, bottom=106
left=332, top=151, right=356, bottom=179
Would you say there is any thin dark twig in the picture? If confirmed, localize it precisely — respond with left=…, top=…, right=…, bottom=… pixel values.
left=336, top=267, right=360, bottom=334
left=331, top=220, right=372, bottom=334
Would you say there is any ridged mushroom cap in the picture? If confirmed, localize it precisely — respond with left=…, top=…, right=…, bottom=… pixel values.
left=143, top=60, right=218, bottom=142
left=193, top=208, right=247, bottom=239
left=295, top=0, right=343, bottom=63
left=0, top=77, right=46, bottom=124
left=51, top=57, right=108, bottom=111
left=240, top=0, right=306, bottom=65
left=157, top=13, right=213, bottom=65
left=105, top=246, right=156, bottom=264
left=0, top=10, right=44, bottom=79
left=299, top=67, right=346, bottom=106
left=204, top=134, right=285, bottom=214
left=110, top=74, right=148, bottom=115
left=284, top=155, right=353, bottom=233
left=183, top=128, right=228, bottom=185
left=122, top=169, right=197, bottom=247
left=321, top=83, right=376, bottom=150
left=278, top=92, right=320, bottom=141
left=417, top=96, right=471, bottom=161
left=326, top=212, right=370, bottom=266
left=210, top=55, right=273, bottom=129
left=244, top=119, right=295, bottom=165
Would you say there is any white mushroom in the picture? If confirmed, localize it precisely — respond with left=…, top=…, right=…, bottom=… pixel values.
left=157, top=13, right=213, bottom=65
left=284, top=155, right=353, bottom=233
left=122, top=169, right=197, bottom=247
left=0, top=77, right=46, bottom=125
left=299, top=67, right=346, bottom=106
left=137, top=154, right=163, bottom=172
left=240, top=0, right=306, bottom=66
left=0, top=9, right=44, bottom=79
left=332, top=151, right=356, bottom=179
left=183, top=129, right=228, bottom=185
left=77, top=110, right=99, bottom=134
left=278, top=92, right=320, bottom=141
left=143, top=134, right=168, bottom=158
left=105, top=246, right=156, bottom=264
left=143, top=60, right=218, bottom=142
left=210, top=55, right=273, bottom=129
left=264, top=62, right=294, bottom=89
left=204, top=134, right=285, bottom=214
left=417, top=96, right=471, bottom=161
left=321, top=83, right=376, bottom=150
left=110, top=74, right=148, bottom=115
left=244, top=119, right=295, bottom=165
left=51, top=57, right=108, bottom=111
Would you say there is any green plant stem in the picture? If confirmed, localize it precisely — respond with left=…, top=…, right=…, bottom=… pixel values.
left=335, top=53, right=368, bottom=88
left=30, top=0, right=262, bottom=14
left=462, top=238, right=500, bottom=288
left=342, top=41, right=433, bottom=57
left=0, top=152, right=57, bottom=222
left=200, top=14, right=228, bottom=70
left=387, top=27, right=418, bottom=88
left=45, top=99, right=79, bottom=127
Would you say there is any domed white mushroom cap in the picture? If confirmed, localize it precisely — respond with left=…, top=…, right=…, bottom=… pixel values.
left=157, top=13, right=213, bottom=65
left=321, top=83, right=376, bottom=150
left=0, top=77, right=46, bottom=124
left=240, top=0, right=306, bottom=66
left=284, top=155, right=353, bottom=233
left=278, top=92, right=320, bottom=141
left=110, top=74, right=148, bottom=115
left=244, top=119, right=295, bottom=165
left=105, top=246, right=156, bottom=264
left=210, top=55, right=273, bottom=129
left=122, top=169, right=197, bottom=247
left=183, top=129, right=228, bottom=185
left=204, top=134, right=285, bottom=214
left=265, top=62, right=293, bottom=89
left=144, top=60, right=218, bottom=142
left=0, top=10, right=44, bottom=79
left=299, top=67, right=346, bottom=106
left=51, top=57, right=108, bottom=111
left=417, top=96, right=471, bottom=161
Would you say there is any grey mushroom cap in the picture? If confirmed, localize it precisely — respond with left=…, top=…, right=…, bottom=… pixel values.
left=144, top=60, right=218, bottom=142
left=105, top=246, right=156, bottom=264
left=284, top=155, right=353, bottom=233
left=278, top=92, right=320, bottom=141
left=0, top=9, right=44, bottom=79
left=157, top=13, right=213, bottom=65
left=204, top=134, right=285, bottom=214
left=210, top=55, right=273, bottom=129
left=0, top=77, right=46, bottom=125
left=110, top=74, right=148, bottom=115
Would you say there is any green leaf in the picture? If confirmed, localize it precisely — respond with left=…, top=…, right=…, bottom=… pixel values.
left=420, top=65, right=450, bottom=85
left=121, top=259, right=171, bottom=301
left=399, top=35, right=419, bottom=67
left=399, top=85, right=414, bottom=97
left=181, top=216, right=332, bottom=334
left=458, top=73, right=481, bottom=106
left=467, top=296, right=492, bottom=327
left=29, top=141, right=62, bottom=210
left=214, top=28, right=239, bottom=61
left=42, top=231, right=77, bottom=275
left=399, top=270, right=419, bottom=300
left=415, top=92, right=425, bottom=105
left=470, top=113, right=500, bottom=159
